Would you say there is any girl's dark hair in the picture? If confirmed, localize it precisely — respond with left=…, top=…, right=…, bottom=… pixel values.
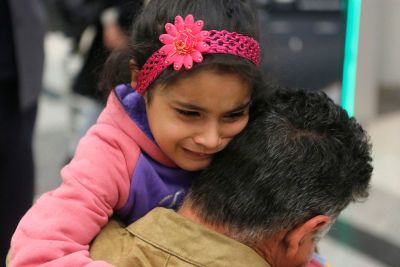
left=99, top=0, right=265, bottom=100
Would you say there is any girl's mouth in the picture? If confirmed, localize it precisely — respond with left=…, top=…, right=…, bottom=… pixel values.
left=182, top=148, right=214, bottom=159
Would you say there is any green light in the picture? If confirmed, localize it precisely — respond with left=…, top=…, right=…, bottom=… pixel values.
left=341, top=0, right=362, bottom=117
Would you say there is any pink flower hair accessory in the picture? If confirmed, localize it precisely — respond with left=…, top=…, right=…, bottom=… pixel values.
left=136, top=14, right=261, bottom=94
left=159, top=14, right=210, bottom=71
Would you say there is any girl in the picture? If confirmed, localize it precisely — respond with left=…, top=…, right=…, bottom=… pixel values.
left=10, top=0, right=264, bottom=266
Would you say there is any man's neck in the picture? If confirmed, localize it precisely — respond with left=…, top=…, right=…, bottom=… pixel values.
left=178, top=202, right=281, bottom=266
left=177, top=203, right=229, bottom=235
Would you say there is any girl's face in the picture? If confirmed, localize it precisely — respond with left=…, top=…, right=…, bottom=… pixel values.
left=144, top=69, right=251, bottom=171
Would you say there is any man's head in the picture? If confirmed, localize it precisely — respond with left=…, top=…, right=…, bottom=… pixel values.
left=181, top=89, right=372, bottom=267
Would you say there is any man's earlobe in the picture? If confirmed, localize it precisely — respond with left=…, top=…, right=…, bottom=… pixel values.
left=129, top=59, right=139, bottom=89
left=285, top=215, right=331, bottom=257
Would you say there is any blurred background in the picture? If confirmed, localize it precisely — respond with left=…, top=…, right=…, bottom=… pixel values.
left=18, top=0, right=400, bottom=266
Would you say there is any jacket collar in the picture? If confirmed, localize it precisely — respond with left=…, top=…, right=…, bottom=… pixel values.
left=127, top=208, right=271, bottom=267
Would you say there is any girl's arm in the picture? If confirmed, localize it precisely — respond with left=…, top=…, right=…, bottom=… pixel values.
left=9, top=124, right=139, bottom=266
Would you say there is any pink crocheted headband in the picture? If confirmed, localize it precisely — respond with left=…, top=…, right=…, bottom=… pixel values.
left=136, top=14, right=261, bottom=94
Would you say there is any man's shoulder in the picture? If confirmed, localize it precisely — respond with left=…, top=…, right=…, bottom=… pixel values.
left=91, top=208, right=271, bottom=267
left=91, top=216, right=195, bottom=267
left=126, top=208, right=270, bottom=267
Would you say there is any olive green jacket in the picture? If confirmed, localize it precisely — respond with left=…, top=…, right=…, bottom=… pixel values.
left=90, top=208, right=270, bottom=267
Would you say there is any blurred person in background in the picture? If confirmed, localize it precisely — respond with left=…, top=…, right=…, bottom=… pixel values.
left=0, top=0, right=46, bottom=262
left=49, top=0, right=145, bottom=162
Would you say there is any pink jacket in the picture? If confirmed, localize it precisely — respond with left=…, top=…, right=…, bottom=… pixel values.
left=10, top=89, right=179, bottom=266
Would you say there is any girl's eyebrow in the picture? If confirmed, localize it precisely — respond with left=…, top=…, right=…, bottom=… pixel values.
left=171, top=100, right=206, bottom=111
left=171, top=100, right=251, bottom=113
left=228, top=101, right=251, bottom=113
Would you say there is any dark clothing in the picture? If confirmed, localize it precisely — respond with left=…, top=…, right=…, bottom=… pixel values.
left=72, top=21, right=109, bottom=99
left=117, top=0, right=142, bottom=32
left=0, top=82, right=37, bottom=264
left=7, top=0, right=46, bottom=110
left=72, top=0, right=143, bottom=99
left=0, top=0, right=45, bottom=262
left=0, top=0, right=17, bottom=80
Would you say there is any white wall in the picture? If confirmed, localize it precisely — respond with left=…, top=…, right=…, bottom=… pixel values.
left=380, top=0, right=400, bottom=87
left=354, top=0, right=381, bottom=123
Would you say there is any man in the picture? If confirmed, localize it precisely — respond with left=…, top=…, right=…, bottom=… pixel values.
left=0, top=0, right=46, bottom=262
left=90, top=90, right=372, bottom=267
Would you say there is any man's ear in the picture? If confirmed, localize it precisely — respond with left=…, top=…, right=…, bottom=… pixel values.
left=285, top=215, right=331, bottom=258
left=129, top=59, right=139, bottom=89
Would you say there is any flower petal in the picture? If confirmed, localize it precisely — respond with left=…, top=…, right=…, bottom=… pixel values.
left=165, top=23, right=178, bottom=36
left=195, top=31, right=209, bottom=40
left=159, top=44, right=174, bottom=55
left=191, top=50, right=203, bottom=63
left=191, top=20, right=204, bottom=34
left=173, top=55, right=184, bottom=70
left=159, top=34, right=174, bottom=44
left=184, top=14, right=194, bottom=25
left=196, top=42, right=210, bottom=52
left=165, top=52, right=177, bottom=66
left=174, top=15, right=185, bottom=31
left=183, top=54, right=194, bottom=69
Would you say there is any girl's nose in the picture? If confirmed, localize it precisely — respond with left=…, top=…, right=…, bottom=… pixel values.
left=193, top=125, right=222, bottom=150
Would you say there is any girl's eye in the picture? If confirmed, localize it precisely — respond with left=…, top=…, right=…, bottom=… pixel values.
left=224, top=111, right=246, bottom=121
left=176, top=109, right=200, bottom=117
left=228, top=111, right=245, bottom=118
